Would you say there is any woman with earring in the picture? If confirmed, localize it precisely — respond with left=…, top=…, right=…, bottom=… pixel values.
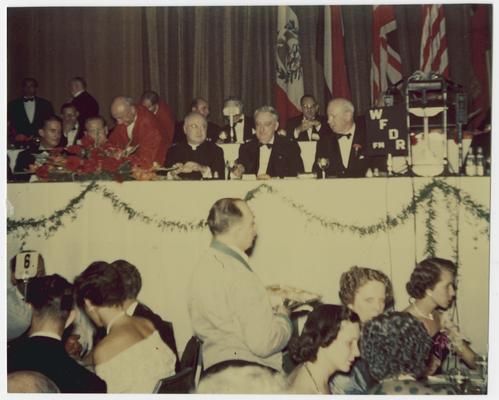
left=287, top=304, right=360, bottom=394
left=405, top=257, right=477, bottom=375
left=74, top=261, right=176, bottom=393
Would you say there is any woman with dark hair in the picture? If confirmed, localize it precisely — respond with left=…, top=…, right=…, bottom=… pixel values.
left=287, top=304, right=360, bottom=394
left=73, top=261, right=176, bottom=393
left=404, top=257, right=477, bottom=374
left=330, top=266, right=394, bottom=394
left=362, top=311, right=456, bottom=394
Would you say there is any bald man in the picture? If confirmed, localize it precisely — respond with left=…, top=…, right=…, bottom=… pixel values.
left=109, top=96, right=167, bottom=165
left=314, top=98, right=378, bottom=178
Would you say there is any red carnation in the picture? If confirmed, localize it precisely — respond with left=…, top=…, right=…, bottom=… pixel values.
left=101, top=157, right=122, bottom=173
left=410, top=134, right=418, bottom=146
left=66, top=145, right=84, bottom=156
left=35, top=164, right=50, bottom=180
left=80, top=135, right=95, bottom=149
left=65, top=156, right=82, bottom=172
left=80, top=158, right=99, bottom=174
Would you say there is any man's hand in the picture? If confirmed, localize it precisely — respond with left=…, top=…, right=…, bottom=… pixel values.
left=182, top=161, right=202, bottom=173
left=256, top=173, right=271, bottom=180
left=231, top=163, right=245, bottom=178
left=64, top=334, right=83, bottom=358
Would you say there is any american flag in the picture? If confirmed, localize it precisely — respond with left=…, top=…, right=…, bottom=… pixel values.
left=420, top=4, right=449, bottom=77
left=370, top=5, right=402, bottom=105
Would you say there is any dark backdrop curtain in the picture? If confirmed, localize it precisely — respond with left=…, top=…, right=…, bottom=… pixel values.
left=7, top=5, right=487, bottom=127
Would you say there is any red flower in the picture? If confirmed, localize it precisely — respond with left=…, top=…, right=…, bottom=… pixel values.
left=113, top=173, right=125, bottom=183
left=89, top=147, right=105, bottom=163
left=410, top=133, right=418, bottom=146
left=66, top=145, right=84, bottom=156
left=15, top=134, right=30, bottom=142
left=65, top=155, right=82, bottom=172
left=35, top=164, right=50, bottom=180
left=80, top=158, right=99, bottom=174
left=101, top=157, right=122, bottom=172
left=80, top=134, right=95, bottom=149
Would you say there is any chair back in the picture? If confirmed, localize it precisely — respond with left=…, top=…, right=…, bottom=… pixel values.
left=153, top=367, right=195, bottom=394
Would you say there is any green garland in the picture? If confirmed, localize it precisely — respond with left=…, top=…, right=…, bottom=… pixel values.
left=7, top=179, right=490, bottom=257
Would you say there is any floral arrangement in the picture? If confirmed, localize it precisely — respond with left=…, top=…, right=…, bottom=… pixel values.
left=28, top=136, right=159, bottom=182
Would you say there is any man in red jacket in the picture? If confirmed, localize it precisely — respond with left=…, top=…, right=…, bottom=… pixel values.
left=109, top=96, right=167, bottom=165
left=140, top=90, right=175, bottom=154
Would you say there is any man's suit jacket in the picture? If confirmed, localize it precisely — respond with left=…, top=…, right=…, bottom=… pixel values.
left=7, top=336, right=106, bottom=393
left=109, top=105, right=167, bottom=165
left=165, top=141, right=225, bottom=179
left=173, top=120, right=222, bottom=144
left=133, top=302, right=180, bottom=372
left=59, top=123, right=85, bottom=147
left=313, top=117, right=370, bottom=178
left=8, top=96, right=55, bottom=137
left=154, top=101, right=176, bottom=152
left=219, top=116, right=255, bottom=143
left=237, top=134, right=304, bottom=177
left=70, top=91, right=99, bottom=127
left=285, top=115, right=327, bottom=141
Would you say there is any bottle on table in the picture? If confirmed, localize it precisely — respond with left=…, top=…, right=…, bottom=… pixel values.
left=475, top=147, right=485, bottom=176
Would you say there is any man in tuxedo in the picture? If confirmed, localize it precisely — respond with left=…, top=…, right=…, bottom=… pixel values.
left=218, top=97, right=255, bottom=143
left=233, top=106, right=304, bottom=179
left=111, top=259, right=181, bottom=372
left=60, top=103, right=84, bottom=147
left=141, top=90, right=175, bottom=154
left=313, top=98, right=369, bottom=178
left=286, top=95, right=327, bottom=141
left=165, top=112, right=225, bottom=179
left=83, top=116, right=108, bottom=146
left=109, top=96, right=167, bottom=165
left=69, top=77, right=99, bottom=128
left=14, top=116, right=63, bottom=181
left=8, top=77, right=55, bottom=137
left=173, top=97, right=221, bottom=144
left=7, top=274, right=106, bottom=393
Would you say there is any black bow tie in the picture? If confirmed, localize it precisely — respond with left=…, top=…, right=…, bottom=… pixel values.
left=23, top=97, right=34, bottom=103
left=336, top=133, right=352, bottom=140
left=259, top=143, right=273, bottom=149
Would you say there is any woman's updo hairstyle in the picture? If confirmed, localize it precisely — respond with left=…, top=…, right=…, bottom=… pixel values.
left=406, top=258, right=457, bottom=299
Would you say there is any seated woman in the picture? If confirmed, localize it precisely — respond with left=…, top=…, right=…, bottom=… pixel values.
left=405, top=257, right=477, bottom=375
left=287, top=304, right=360, bottom=394
left=362, top=311, right=456, bottom=395
left=73, top=261, right=176, bottom=393
left=330, top=266, right=394, bottom=394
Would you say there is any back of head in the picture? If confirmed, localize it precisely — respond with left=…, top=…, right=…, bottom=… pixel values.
left=339, top=266, right=394, bottom=310
left=71, top=76, right=87, bottom=90
left=141, top=90, right=159, bottom=105
left=288, top=304, right=358, bottom=364
left=253, top=105, right=279, bottom=122
left=196, top=365, right=287, bottom=394
left=8, top=371, right=60, bottom=393
left=73, top=261, right=125, bottom=307
left=207, top=198, right=244, bottom=236
left=406, top=257, right=457, bottom=299
left=111, top=259, right=142, bottom=299
left=25, top=274, right=73, bottom=322
left=361, top=311, right=432, bottom=381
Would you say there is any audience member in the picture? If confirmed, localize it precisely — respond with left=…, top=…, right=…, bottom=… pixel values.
left=7, top=274, right=107, bottom=393
left=362, top=311, right=456, bottom=394
left=287, top=304, right=360, bottom=394
left=330, top=266, right=394, bottom=394
left=197, top=365, right=288, bottom=394
left=74, top=261, right=176, bottom=393
left=60, top=103, right=83, bottom=146
left=7, top=251, right=46, bottom=341
left=69, top=77, right=100, bottom=128
left=83, top=116, right=108, bottom=146
left=314, top=98, right=383, bottom=177
left=233, top=105, right=304, bottom=178
left=286, top=95, right=327, bottom=141
left=111, top=259, right=180, bottom=371
left=218, top=97, right=255, bottom=143
left=13, top=116, right=62, bottom=181
left=141, top=90, right=175, bottom=153
left=173, top=97, right=221, bottom=143
left=8, top=371, right=60, bottom=393
left=109, top=96, right=167, bottom=165
left=188, top=198, right=292, bottom=376
left=405, top=257, right=477, bottom=375
left=8, top=77, right=55, bottom=137
left=165, top=112, right=225, bottom=179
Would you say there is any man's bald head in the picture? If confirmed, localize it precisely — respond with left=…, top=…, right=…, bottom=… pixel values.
left=111, top=96, right=136, bottom=126
left=8, top=371, right=60, bottom=393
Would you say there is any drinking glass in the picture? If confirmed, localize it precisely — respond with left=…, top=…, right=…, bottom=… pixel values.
left=317, top=158, right=330, bottom=179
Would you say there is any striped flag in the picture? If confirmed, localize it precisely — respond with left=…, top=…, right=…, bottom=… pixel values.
left=370, top=5, right=402, bottom=105
left=420, top=4, right=449, bottom=77
left=318, top=5, right=351, bottom=100
left=275, top=6, right=304, bottom=128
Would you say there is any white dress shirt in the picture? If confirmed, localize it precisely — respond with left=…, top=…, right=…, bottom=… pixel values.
left=64, top=122, right=80, bottom=146
left=338, top=123, right=356, bottom=168
left=257, top=136, right=275, bottom=175
left=24, top=99, right=35, bottom=124
left=127, top=115, right=137, bottom=140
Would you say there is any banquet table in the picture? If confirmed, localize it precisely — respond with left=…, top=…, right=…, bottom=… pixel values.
left=7, top=176, right=490, bottom=356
